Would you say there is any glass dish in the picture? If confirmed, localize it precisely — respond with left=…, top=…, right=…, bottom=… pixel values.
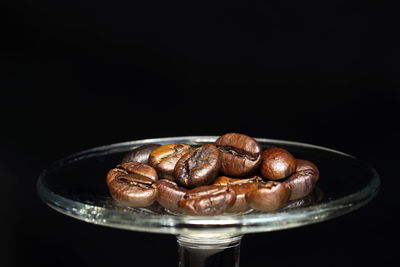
left=37, top=136, right=380, bottom=267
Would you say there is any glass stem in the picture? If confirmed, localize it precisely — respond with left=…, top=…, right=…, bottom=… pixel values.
left=177, top=235, right=243, bottom=267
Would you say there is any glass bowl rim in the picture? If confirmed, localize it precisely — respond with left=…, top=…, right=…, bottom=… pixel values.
left=37, top=136, right=380, bottom=233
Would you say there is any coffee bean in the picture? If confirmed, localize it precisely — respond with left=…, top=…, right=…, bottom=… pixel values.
left=245, top=181, right=291, bottom=212
left=216, top=133, right=262, bottom=177
left=178, top=185, right=236, bottom=215
left=284, top=159, right=320, bottom=200
left=148, top=144, right=192, bottom=180
left=156, top=179, right=187, bottom=213
left=122, top=161, right=158, bottom=181
left=106, top=162, right=158, bottom=185
left=122, top=144, right=160, bottom=164
left=108, top=174, right=157, bottom=207
left=260, top=148, right=296, bottom=180
left=106, top=162, right=158, bottom=207
left=213, top=175, right=262, bottom=212
left=174, top=144, right=221, bottom=188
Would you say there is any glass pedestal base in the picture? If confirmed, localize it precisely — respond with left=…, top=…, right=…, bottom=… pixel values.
left=178, top=235, right=242, bottom=267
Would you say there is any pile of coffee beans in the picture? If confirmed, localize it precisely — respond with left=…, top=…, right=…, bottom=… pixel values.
left=106, top=133, right=320, bottom=215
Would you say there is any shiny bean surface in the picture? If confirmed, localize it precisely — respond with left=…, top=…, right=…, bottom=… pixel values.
left=148, top=144, right=192, bottom=180
left=178, top=185, right=236, bottom=215
left=109, top=174, right=157, bottom=207
left=245, top=181, right=291, bottom=212
left=156, top=179, right=187, bottom=213
left=216, top=133, right=262, bottom=177
left=213, top=176, right=263, bottom=213
left=175, top=144, right=221, bottom=188
left=106, top=162, right=158, bottom=207
left=260, top=148, right=297, bottom=180
left=227, top=182, right=260, bottom=213
left=122, top=144, right=160, bottom=164
left=284, top=159, right=320, bottom=200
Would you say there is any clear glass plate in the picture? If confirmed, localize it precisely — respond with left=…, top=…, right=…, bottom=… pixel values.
left=37, top=136, right=380, bottom=239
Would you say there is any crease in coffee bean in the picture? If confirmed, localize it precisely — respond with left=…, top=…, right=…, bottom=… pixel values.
left=118, top=175, right=155, bottom=188
left=218, top=145, right=259, bottom=161
left=175, top=144, right=221, bottom=188
left=183, top=158, right=191, bottom=178
left=182, top=149, right=209, bottom=177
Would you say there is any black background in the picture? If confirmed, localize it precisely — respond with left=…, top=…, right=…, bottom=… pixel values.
left=1, top=1, right=399, bottom=267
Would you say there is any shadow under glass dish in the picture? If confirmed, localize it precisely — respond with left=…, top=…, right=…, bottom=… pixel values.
left=37, top=136, right=380, bottom=267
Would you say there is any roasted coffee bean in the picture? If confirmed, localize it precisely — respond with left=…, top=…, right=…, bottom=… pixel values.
left=156, top=179, right=187, bottom=213
left=174, top=144, right=221, bottom=188
left=260, top=148, right=296, bottom=180
left=245, top=181, right=291, bottom=212
left=284, top=159, right=320, bottom=200
left=213, top=176, right=262, bottom=212
left=106, top=162, right=158, bottom=186
left=122, top=144, right=160, bottom=164
left=106, top=162, right=158, bottom=207
left=178, top=185, right=236, bottom=215
left=148, top=144, right=192, bottom=180
left=108, top=174, right=157, bottom=207
left=216, top=133, right=262, bottom=177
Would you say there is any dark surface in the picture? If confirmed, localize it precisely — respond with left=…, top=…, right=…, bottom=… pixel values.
left=1, top=1, right=399, bottom=266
